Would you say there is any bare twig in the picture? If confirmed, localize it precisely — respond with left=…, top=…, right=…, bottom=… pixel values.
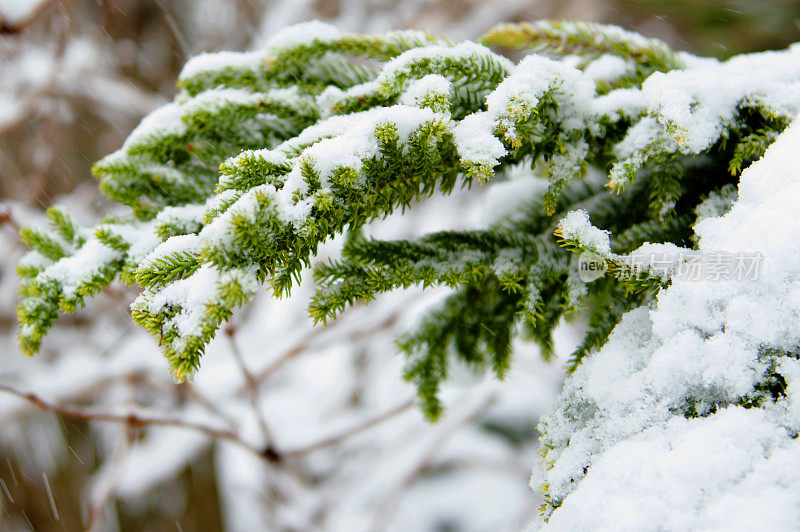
left=225, top=324, right=275, bottom=446
left=285, top=399, right=415, bottom=459
left=253, top=310, right=400, bottom=385
left=0, top=382, right=266, bottom=460
left=178, top=381, right=238, bottom=429
left=370, top=392, right=498, bottom=531
left=253, top=325, right=330, bottom=384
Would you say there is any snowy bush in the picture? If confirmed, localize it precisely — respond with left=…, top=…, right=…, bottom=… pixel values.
left=12, top=17, right=800, bottom=528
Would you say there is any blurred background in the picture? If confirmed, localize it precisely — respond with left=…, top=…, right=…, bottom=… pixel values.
left=0, top=1, right=798, bottom=531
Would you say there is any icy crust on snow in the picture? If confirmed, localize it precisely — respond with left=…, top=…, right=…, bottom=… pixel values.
left=534, top=116, right=800, bottom=528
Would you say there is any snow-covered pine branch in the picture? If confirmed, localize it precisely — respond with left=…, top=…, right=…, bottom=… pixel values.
left=15, top=23, right=800, bottom=521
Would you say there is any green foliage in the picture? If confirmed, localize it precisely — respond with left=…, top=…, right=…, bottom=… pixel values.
left=482, top=19, right=686, bottom=82
left=17, top=21, right=798, bottom=419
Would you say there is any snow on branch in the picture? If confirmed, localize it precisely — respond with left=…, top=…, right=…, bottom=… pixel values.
left=12, top=19, right=800, bottom=527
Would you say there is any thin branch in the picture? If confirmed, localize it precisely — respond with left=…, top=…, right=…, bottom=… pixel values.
left=0, top=382, right=266, bottom=460
left=225, top=324, right=275, bottom=446
left=253, top=325, right=329, bottom=384
left=285, top=399, right=415, bottom=459
left=253, top=310, right=400, bottom=385
left=178, top=381, right=237, bottom=429
left=370, top=392, right=498, bottom=531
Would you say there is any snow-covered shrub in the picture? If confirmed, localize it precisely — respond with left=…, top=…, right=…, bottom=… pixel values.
left=14, top=19, right=800, bottom=526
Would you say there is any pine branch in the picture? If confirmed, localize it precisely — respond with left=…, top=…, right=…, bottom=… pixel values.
left=482, top=20, right=686, bottom=73
left=16, top=20, right=800, bottom=421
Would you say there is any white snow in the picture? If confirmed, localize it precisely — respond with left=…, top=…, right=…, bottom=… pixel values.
left=544, top=407, right=800, bottom=530
left=583, top=54, right=634, bottom=82
left=453, top=54, right=594, bottom=170
left=264, top=20, right=343, bottom=50
left=452, top=111, right=507, bottom=168
left=139, top=234, right=199, bottom=271
left=486, top=54, right=595, bottom=133
left=535, top=114, right=800, bottom=529
left=155, top=202, right=208, bottom=232
left=606, top=44, right=800, bottom=187
left=556, top=210, right=611, bottom=256
left=180, top=88, right=265, bottom=115
left=37, top=238, right=121, bottom=289
left=694, top=183, right=737, bottom=223
left=179, top=50, right=266, bottom=82
left=122, top=102, right=187, bottom=150
left=378, top=41, right=513, bottom=93
left=205, top=105, right=448, bottom=235
left=399, top=74, right=453, bottom=109
left=140, top=264, right=253, bottom=340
